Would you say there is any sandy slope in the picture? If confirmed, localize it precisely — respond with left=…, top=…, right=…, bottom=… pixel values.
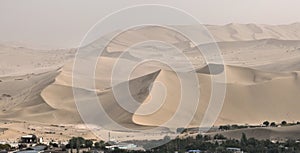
left=0, top=44, right=74, bottom=76
left=97, top=23, right=300, bottom=53
left=206, top=23, right=300, bottom=42
left=1, top=23, right=300, bottom=140
left=132, top=65, right=300, bottom=127
left=40, top=62, right=300, bottom=128
left=194, top=39, right=300, bottom=71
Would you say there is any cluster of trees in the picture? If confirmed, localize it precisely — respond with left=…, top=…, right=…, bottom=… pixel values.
left=106, top=133, right=300, bottom=153
left=66, top=134, right=300, bottom=153
left=219, top=121, right=300, bottom=131
left=219, top=124, right=249, bottom=131
left=66, top=137, right=107, bottom=153
left=262, top=120, right=300, bottom=127
left=148, top=133, right=300, bottom=153
left=66, top=137, right=92, bottom=149
left=0, top=144, right=11, bottom=151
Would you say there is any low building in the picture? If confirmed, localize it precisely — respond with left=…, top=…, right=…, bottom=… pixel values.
left=226, top=147, right=243, bottom=153
left=105, top=142, right=144, bottom=151
left=186, top=149, right=202, bottom=153
left=20, top=135, right=37, bottom=144
left=19, top=134, right=39, bottom=149
left=16, top=150, right=40, bottom=153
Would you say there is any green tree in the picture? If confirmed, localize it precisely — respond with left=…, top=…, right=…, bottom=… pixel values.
left=196, top=134, right=203, bottom=141
left=204, top=135, right=211, bottom=141
left=263, top=121, right=270, bottom=126
left=270, top=122, right=276, bottom=127
left=68, top=137, right=85, bottom=153
left=85, top=139, right=93, bottom=148
left=94, top=140, right=106, bottom=149
left=94, top=142, right=100, bottom=149
left=219, top=125, right=230, bottom=130
left=214, top=134, right=226, bottom=140
left=281, top=120, right=287, bottom=126
left=240, top=133, right=247, bottom=147
left=0, top=144, right=11, bottom=150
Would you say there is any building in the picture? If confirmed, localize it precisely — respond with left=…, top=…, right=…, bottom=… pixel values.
left=186, top=150, right=202, bottom=153
left=20, top=135, right=37, bottom=144
left=19, top=134, right=39, bottom=148
left=226, top=147, right=243, bottom=153
left=105, top=142, right=144, bottom=151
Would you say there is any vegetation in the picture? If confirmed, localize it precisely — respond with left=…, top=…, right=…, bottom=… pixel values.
left=263, top=121, right=270, bottom=126
left=213, top=134, right=226, bottom=140
left=281, top=121, right=287, bottom=126
left=0, top=144, right=11, bottom=150
left=147, top=133, right=300, bottom=153
left=94, top=140, right=106, bottom=149
left=64, top=121, right=300, bottom=153
left=219, top=124, right=253, bottom=131
left=103, top=133, right=300, bottom=153
left=219, top=121, right=299, bottom=132
left=66, top=137, right=104, bottom=153
left=270, top=122, right=277, bottom=127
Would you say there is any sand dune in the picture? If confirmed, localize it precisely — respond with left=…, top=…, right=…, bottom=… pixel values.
left=0, top=68, right=83, bottom=124
left=188, top=39, right=300, bottom=72
left=132, top=65, right=300, bottom=127
left=206, top=23, right=300, bottom=42
left=92, top=23, right=300, bottom=53
left=41, top=63, right=300, bottom=129
left=1, top=23, right=300, bottom=140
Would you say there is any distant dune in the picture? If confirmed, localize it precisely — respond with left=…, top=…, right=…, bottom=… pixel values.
left=206, top=23, right=300, bottom=42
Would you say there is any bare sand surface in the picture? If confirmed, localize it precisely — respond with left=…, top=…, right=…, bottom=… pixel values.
left=1, top=23, right=300, bottom=141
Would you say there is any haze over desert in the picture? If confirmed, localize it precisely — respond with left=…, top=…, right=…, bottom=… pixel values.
left=1, top=1, right=300, bottom=152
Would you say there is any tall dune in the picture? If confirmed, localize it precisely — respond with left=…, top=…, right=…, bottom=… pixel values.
left=1, top=24, right=300, bottom=138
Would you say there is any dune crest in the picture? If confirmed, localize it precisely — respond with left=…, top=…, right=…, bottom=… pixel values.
left=1, top=23, right=300, bottom=134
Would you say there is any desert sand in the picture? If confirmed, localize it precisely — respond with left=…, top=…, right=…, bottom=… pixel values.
left=1, top=23, right=300, bottom=141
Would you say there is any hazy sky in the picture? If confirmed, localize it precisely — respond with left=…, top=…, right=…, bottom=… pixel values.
left=1, top=0, right=300, bottom=48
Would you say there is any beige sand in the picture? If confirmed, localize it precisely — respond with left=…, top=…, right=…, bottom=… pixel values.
left=1, top=23, right=300, bottom=141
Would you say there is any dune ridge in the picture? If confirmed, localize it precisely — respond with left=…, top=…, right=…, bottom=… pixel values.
left=38, top=63, right=300, bottom=129
left=1, top=23, right=300, bottom=140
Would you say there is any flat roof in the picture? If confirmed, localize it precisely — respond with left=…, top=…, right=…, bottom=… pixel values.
left=21, top=135, right=36, bottom=138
